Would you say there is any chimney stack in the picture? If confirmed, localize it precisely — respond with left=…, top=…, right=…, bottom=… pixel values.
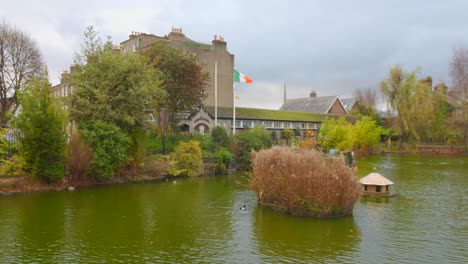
left=61, top=70, right=68, bottom=83
left=69, top=64, right=76, bottom=74
left=310, top=90, right=317, bottom=97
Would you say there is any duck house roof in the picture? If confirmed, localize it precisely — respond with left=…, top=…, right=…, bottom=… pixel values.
left=359, top=172, right=394, bottom=186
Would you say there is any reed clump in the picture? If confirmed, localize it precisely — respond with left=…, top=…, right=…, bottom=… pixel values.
left=251, top=146, right=360, bottom=217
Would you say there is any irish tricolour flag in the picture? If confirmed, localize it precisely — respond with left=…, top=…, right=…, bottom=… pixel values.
left=234, top=69, right=252, bottom=84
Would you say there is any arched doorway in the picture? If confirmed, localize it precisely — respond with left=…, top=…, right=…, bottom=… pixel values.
left=195, top=123, right=209, bottom=134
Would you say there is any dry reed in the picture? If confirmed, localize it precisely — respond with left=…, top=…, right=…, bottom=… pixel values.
left=251, top=146, right=360, bottom=217
left=66, top=128, right=92, bottom=180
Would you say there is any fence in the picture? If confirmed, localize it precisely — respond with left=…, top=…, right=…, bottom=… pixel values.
left=0, top=125, right=19, bottom=160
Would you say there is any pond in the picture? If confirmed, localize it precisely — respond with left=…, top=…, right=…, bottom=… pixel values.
left=0, top=154, right=466, bottom=263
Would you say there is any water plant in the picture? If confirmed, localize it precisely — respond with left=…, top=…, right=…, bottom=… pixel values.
left=251, top=146, right=360, bottom=217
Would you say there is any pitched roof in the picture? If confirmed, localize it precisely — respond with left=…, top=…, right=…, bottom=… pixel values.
left=279, top=96, right=341, bottom=114
left=341, top=98, right=357, bottom=113
left=359, top=172, right=394, bottom=186
left=203, top=106, right=359, bottom=123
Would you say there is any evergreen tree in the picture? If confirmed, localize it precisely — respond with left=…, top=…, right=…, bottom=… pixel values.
left=14, top=74, right=67, bottom=181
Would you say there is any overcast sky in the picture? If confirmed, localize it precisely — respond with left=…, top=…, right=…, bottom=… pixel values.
left=2, top=0, right=468, bottom=109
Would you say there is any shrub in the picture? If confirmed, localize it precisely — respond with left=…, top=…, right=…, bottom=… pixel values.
left=140, top=156, right=169, bottom=177
left=192, top=134, right=214, bottom=156
left=13, top=76, right=67, bottom=182
left=79, top=120, right=132, bottom=178
left=0, top=136, right=8, bottom=161
left=231, top=127, right=272, bottom=171
left=211, top=126, right=230, bottom=149
left=0, top=155, right=24, bottom=178
left=318, top=117, right=355, bottom=151
left=251, top=146, right=360, bottom=217
left=353, top=116, right=384, bottom=153
left=66, top=128, right=92, bottom=179
left=168, top=140, right=203, bottom=177
left=214, top=147, right=233, bottom=172
left=298, top=137, right=316, bottom=150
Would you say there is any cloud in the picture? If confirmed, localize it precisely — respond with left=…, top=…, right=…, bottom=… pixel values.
left=1, top=0, right=468, bottom=108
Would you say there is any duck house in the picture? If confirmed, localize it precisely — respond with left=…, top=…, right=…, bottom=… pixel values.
left=359, top=169, right=393, bottom=194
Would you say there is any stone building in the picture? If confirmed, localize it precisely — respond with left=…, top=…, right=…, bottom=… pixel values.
left=119, top=28, right=234, bottom=108
left=179, top=105, right=358, bottom=136
left=51, top=65, right=76, bottom=98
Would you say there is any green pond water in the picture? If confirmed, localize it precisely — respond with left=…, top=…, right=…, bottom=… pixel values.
left=0, top=154, right=466, bottom=263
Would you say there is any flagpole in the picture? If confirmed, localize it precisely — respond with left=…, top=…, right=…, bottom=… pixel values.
left=233, top=81, right=236, bottom=135
left=215, top=60, right=218, bottom=127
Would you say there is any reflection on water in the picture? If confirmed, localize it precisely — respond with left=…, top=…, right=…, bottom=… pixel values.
left=253, top=206, right=359, bottom=263
left=0, top=154, right=466, bottom=263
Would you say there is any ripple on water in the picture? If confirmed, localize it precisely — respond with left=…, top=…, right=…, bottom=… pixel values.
left=0, top=155, right=466, bottom=263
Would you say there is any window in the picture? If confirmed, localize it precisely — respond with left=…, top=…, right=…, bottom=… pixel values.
left=376, top=186, right=381, bottom=192
left=364, top=185, right=368, bottom=191
left=386, top=186, right=389, bottom=192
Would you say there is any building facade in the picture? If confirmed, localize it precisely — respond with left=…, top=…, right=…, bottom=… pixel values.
left=119, top=28, right=235, bottom=108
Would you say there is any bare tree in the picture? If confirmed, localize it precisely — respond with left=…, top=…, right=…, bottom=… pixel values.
left=449, top=47, right=468, bottom=100
left=0, top=21, right=43, bottom=124
left=353, top=88, right=377, bottom=110
left=449, top=47, right=468, bottom=149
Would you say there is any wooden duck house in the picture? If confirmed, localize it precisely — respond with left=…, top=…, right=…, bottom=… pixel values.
left=359, top=169, right=393, bottom=194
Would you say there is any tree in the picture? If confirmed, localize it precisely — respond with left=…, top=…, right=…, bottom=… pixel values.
left=0, top=21, right=43, bottom=124
left=353, top=116, right=384, bottom=153
left=317, top=117, right=355, bottom=151
left=69, top=26, right=164, bottom=173
left=450, top=47, right=468, bottom=100
left=380, top=65, right=436, bottom=147
left=13, top=74, right=67, bottom=181
left=69, top=28, right=163, bottom=130
left=144, top=42, right=209, bottom=131
left=231, top=127, right=272, bottom=171
left=211, top=126, right=230, bottom=149
left=352, top=88, right=382, bottom=124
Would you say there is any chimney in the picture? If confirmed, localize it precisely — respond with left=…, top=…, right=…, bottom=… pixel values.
left=168, top=27, right=185, bottom=41
left=61, top=70, right=68, bottom=83
left=310, top=90, right=317, bottom=97
left=129, top=31, right=136, bottom=39
left=212, top=34, right=226, bottom=51
left=69, top=64, right=77, bottom=74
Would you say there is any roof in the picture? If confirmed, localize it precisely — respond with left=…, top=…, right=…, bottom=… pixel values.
left=359, top=172, right=394, bottom=186
left=279, top=96, right=341, bottom=114
left=341, top=98, right=357, bottom=112
left=203, top=106, right=359, bottom=123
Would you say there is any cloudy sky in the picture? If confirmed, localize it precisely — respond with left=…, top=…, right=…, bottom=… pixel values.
left=2, top=0, right=468, bottom=109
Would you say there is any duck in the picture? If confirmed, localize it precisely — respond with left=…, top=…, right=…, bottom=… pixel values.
left=240, top=205, right=247, bottom=210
